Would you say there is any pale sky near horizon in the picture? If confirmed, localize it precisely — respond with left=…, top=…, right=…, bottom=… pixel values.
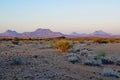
left=0, top=0, right=120, bottom=34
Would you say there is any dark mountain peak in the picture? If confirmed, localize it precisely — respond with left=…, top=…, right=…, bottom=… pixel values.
left=22, top=28, right=63, bottom=37
left=4, top=29, right=17, bottom=34
left=94, top=30, right=106, bottom=34
left=6, top=29, right=12, bottom=32
left=5, top=29, right=15, bottom=32
left=71, top=32, right=79, bottom=34
left=70, top=32, right=80, bottom=36
left=34, top=28, right=52, bottom=33
left=90, top=30, right=111, bottom=37
left=2, top=29, right=21, bottom=36
left=36, top=28, right=51, bottom=31
left=70, top=32, right=87, bottom=36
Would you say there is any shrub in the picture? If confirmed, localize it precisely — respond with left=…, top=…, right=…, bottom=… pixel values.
left=12, top=37, right=19, bottom=45
left=33, top=55, right=38, bottom=58
left=11, top=57, right=23, bottom=65
left=86, top=42, right=91, bottom=45
left=79, top=39, right=85, bottom=44
left=56, top=39, right=72, bottom=52
left=12, top=40, right=19, bottom=45
left=67, top=56, right=79, bottom=64
left=116, top=59, right=120, bottom=66
left=101, top=57, right=114, bottom=64
left=50, top=39, right=58, bottom=48
left=84, top=58, right=102, bottom=66
left=102, top=68, right=119, bottom=78
left=108, top=38, right=116, bottom=43
left=97, top=50, right=106, bottom=58
left=66, top=53, right=80, bottom=64
left=100, top=40, right=109, bottom=44
left=97, top=51, right=114, bottom=65
left=84, top=55, right=102, bottom=66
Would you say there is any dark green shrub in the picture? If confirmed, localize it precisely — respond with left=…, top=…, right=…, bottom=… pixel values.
left=97, top=50, right=106, bottom=58
left=33, top=55, right=38, bottom=58
left=12, top=37, right=19, bottom=45
left=100, top=40, right=109, bottom=44
left=12, top=40, right=19, bottom=45
left=11, top=57, right=23, bottom=65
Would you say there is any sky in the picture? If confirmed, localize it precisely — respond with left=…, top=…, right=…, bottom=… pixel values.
left=0, top=0, right=120, bottom=34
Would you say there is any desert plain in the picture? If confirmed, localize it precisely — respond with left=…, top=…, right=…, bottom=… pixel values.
left=0, top=38, right=120, bottom=80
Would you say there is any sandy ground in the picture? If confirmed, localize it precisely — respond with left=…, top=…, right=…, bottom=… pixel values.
left=0, top=40, right=120, bottom=80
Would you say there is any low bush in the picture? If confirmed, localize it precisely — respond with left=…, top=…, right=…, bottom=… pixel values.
left=102, top=68, right=119, bottom=78
left=100, top=40, right=109, bottom=44
left=97, top=50, right=106, bottom=58
left=79, top=38, right=85, bottom=44
left=11, top=57, right=23, bottom=65
left=12, top=40, right=19, bottom=45
left=101, top=57, right=114, bottom=64
left=66, top=53, right=80, bottom=64
left=55, top=39, right=72, bottom=52
left=50, top=39, right=58, bottom=48
left=116, top=59, right=120, bottom=66
left=12, top=37, right=19, bottom=45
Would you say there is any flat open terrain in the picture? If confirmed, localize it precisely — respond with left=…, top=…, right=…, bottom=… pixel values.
left=0, top=40, right=120, bottom=80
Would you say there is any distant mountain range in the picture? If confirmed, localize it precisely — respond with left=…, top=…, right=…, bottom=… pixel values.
left=22, top=28, right=63, bottom=37
left=0, top=28, right=63, bottom=38
left=0, top=28, right=120, bottom=38
left=70, top=30, right=113, bottom=37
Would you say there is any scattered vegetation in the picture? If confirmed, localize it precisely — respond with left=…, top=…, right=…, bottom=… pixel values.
left=0, top=36, right=120, bottom=44
left=0, top=36, right=120, bottom=80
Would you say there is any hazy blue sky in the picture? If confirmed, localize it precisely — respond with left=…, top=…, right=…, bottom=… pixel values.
left=0, top=0, right=120, bottom=34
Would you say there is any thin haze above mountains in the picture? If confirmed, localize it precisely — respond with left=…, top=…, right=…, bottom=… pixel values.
left=0, top=28, right=120, bottom=38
